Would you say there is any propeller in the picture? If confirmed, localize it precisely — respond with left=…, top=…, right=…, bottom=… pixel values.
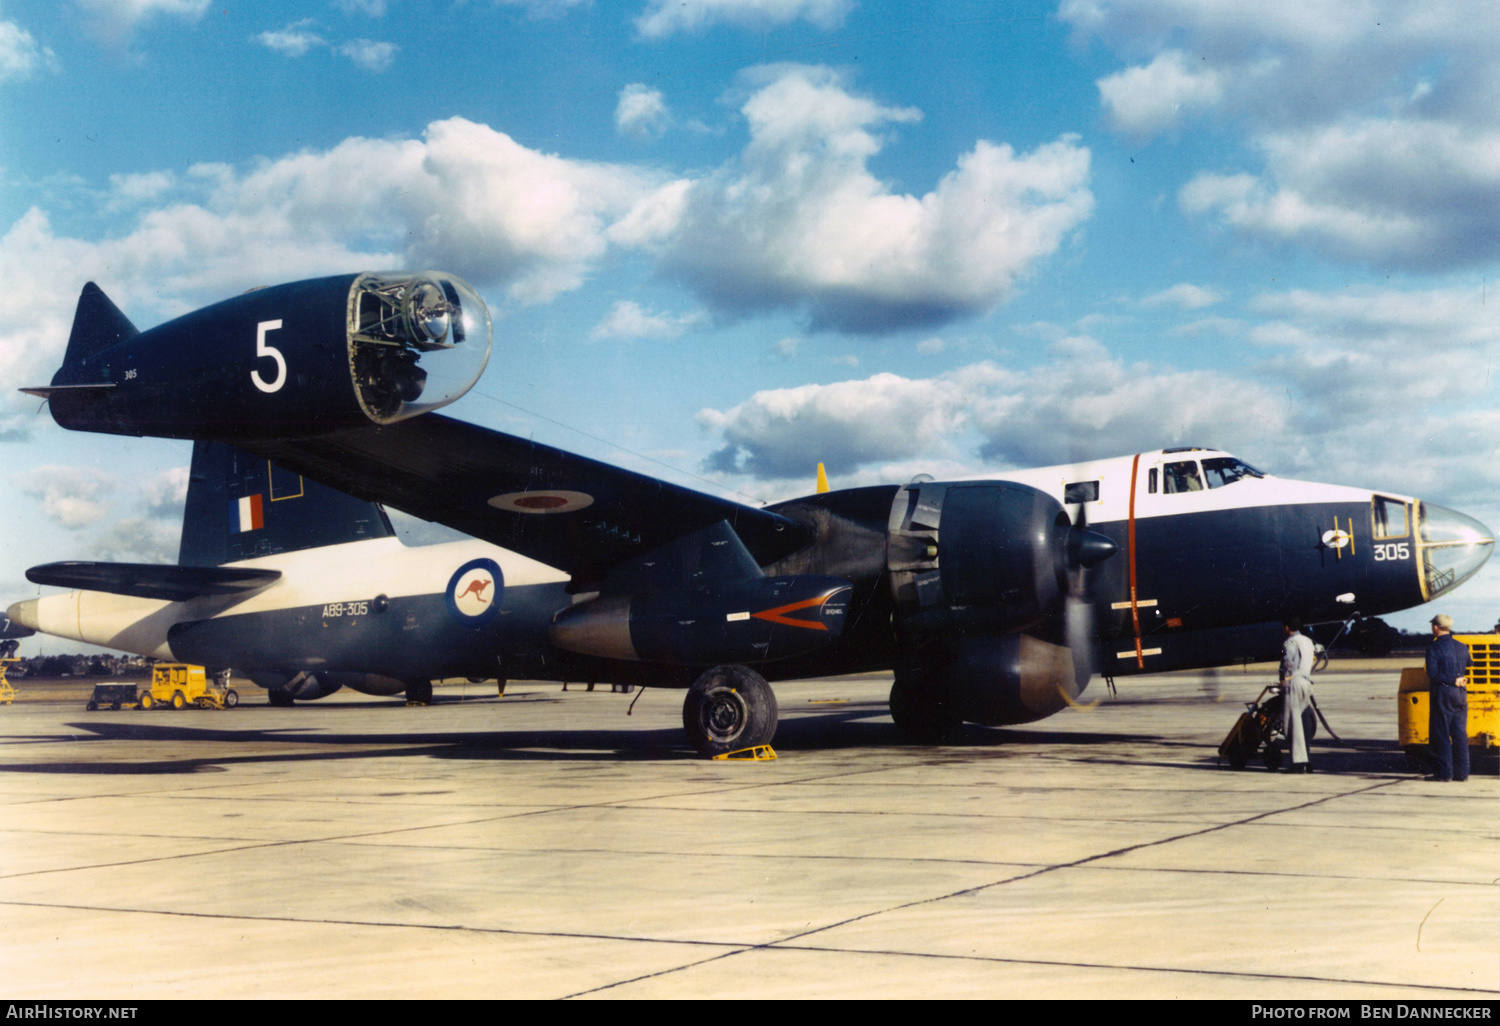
left=1063, top=499, right=1116, bottom=695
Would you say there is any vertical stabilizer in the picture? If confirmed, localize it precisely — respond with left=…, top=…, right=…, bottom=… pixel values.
left=179, top=440, right=396, bottom=567
left=62, top=283, right=139, bottom=369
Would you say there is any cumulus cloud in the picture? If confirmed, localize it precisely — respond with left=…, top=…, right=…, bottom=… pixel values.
left=969, top=337, right=1289, bottom=469
left=660, top=65, right=1094, bottom=333
left=90, top=517, right=180, bottom=564
left=0, top=18, right=57, bottom=80
left=615, top=83, right=670, bottom=139
left=256, top=20, right=325, bottom=57
left=1142, top=283, right=1222, bottom=310
left=337, top=38, right=398, bottom=72
left=699, top=371, right=976, bottom=478
left=1247, top=285, right=1497, bottom=424
left=636, top=0, right=852, bottom=38
left=106, top=170, right=177, bottom=208
left=0, top=118, right=675, bottom=429
left=16, top=465, right=117, bottom=530
left=1097, top=51, right=1223, bottom=137
left=1181, top=120, right=1500, bottom=268
left=696, top=348, right=1288, bottom=484
left=1065, top=0, right=1500, bottom=271
left=698, top=282, right=1498, bottom=502
left=140, top=466, right=190, bottom=521
left=590, top=300, right=705, bottom=340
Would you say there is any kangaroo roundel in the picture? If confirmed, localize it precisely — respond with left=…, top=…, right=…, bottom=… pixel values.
left=446, top=558, right=504, bottom=626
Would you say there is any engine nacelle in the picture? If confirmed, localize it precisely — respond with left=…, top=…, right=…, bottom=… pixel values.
left=897, top=634, right=1080, bottom=727
left=888, top=480, right=1074, bottom=633
left=549, top=575, right=852, bottom=666
left=40, top=272, right=491, bottom=441
left=247, top=669, right=344, bottom=700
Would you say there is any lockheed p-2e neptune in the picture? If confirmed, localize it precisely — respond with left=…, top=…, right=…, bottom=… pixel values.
left=12, top=271, right=1494, bottom=755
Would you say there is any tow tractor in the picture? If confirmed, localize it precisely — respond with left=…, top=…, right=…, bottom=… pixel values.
left=138, top=663, right=238, bottom=710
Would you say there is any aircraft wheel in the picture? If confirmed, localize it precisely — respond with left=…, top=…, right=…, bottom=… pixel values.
left=139, top=693, right=154, bottom=710
left=225, top=689, right=238, bottom=708
left=268, top=689, right=294, bottom=707
left=407, top=680, right=433, bottom=705
left=888, top=673, right=963, bottom=744
left=683, top=665, right=777, bottom=758
left=171, top=692, right=186, bottom=710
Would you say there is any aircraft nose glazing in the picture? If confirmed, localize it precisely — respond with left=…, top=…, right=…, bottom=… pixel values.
left=1417, top=502, right=1495, bottom=601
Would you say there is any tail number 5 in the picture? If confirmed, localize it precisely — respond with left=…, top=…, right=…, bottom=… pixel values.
left=1373, top=542, right=1409, bottom=561
left=251, top=320, right=286, bottom=393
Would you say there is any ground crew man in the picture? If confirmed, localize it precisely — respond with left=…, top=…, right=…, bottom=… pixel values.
left=1425, top=613, right=1470, bottom=782
left=1280, top=618, right=1316, bottom=773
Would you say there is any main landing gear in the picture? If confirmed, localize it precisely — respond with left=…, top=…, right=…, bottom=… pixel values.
left=682, top=664, right=778, bottom=758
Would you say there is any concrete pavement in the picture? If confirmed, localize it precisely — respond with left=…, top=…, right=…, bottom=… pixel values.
left=0, top=668, right=1494, bottom=999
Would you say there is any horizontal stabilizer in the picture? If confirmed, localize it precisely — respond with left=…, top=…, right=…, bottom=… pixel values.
left=19, top=383, right=117, bottom=399
left=26, top=561, right=281, bottom=602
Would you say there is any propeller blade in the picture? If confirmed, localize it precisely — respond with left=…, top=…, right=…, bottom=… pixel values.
left=1063, top=526, right=1117, bottom=690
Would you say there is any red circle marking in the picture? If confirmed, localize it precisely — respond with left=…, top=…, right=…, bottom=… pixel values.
left=514, top=495, right=570, bottom=510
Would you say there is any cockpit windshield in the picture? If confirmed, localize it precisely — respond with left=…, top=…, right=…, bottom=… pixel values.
left=1202, top=457, right=1265, bottom=489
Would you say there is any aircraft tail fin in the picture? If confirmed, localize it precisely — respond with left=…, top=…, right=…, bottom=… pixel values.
left=63, top=282, right=139, bottom=368
left=179, top=440, right=397, bottom=567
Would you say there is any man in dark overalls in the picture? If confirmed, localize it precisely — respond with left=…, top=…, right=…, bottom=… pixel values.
left=1425, top=613, right=1471, bottom=782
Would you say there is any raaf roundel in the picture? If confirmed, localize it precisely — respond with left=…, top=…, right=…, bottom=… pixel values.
left=12, top=272, right=1495, bottom=755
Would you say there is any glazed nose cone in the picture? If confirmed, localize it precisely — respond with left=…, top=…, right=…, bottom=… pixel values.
left=1418, top=503, right=1494, bottom=600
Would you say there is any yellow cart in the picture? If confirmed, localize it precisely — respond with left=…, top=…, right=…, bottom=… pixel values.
left=1398, top=634, right=1499, bottom=770
left=139, top=663, right=238, bottom=710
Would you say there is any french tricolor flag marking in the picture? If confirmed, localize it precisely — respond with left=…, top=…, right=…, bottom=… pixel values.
left=231, top=494, right=264, bottom=533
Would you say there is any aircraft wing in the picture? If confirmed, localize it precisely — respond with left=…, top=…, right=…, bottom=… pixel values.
left=237, top=413, right=814, bottom=586
left=26, top=562, right=283, bottom=602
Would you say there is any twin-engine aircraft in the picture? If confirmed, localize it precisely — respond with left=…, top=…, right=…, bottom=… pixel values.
left=12, top=272, right=1494, bottom=755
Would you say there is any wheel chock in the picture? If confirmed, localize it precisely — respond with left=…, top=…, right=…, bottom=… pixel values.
left=713, top=744, right=777, bottom=761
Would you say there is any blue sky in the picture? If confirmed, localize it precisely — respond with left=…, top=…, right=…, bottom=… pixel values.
left=1, top=0, right=1496, bottom=652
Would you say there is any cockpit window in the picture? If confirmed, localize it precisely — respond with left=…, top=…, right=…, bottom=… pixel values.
left=1202, top=457, right=1265, bottom=489
left=1163, top=461, right=1203, bottom=494
left=1372, top=495, right=1409, bottom=539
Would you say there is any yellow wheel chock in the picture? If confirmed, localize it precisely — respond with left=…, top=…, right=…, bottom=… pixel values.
left=712, top=744, right=777, bottom=761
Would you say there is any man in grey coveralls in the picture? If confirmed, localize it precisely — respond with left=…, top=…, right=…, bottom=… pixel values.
left=1280, top=618, right=1316, bottom=772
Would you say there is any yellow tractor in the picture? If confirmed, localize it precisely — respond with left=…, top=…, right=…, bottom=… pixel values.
left=138, top=663, right=238, bottom=710
left=1398, top=634, right=1498, bottom=770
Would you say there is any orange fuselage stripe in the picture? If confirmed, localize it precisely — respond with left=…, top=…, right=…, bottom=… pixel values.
left=752, top=595, right=830, bottom=630
left=1128, top=453, right=1143, bottom=669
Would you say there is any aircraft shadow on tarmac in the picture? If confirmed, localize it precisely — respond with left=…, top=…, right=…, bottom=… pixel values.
left=0, top=700, right=1222, bottom=776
